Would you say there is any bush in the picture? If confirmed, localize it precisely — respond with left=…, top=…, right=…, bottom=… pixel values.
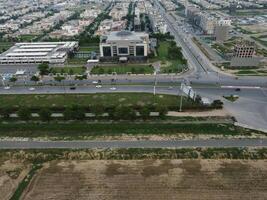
left=155, top=106, right=168, bottom=119
left=91, top=105, right=105, bottom=118
left=139, top=106, right=151, bottom=120
left=30, top=75, right=39, bottom=82
left=38, top=108, right=52, bottom=121
left=212, top=100, right=223, bottom=109
left=17, top=108, right=31, bottom=120
left=38, top=63, right=50, bottom=75
left=63, top=108, right=73, bottom=120
left=63, top=106, right=85, bottom=120
left=114, top=106, right=136, bottom=120
left=0, top=107, right=12, bottom=120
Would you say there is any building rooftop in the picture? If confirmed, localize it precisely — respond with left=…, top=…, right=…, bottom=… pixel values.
left=102, top=31, right=149, bottom=43
left=0, top=41, right=78, bottom=64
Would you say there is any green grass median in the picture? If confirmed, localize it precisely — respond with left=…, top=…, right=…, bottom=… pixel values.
left=0, top=122, right=260, bottom=139
left=0, top=93, right=196, bottom=110
left=91, top=65, right=154, bottom=74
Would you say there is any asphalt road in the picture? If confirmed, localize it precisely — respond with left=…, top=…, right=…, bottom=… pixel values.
left=1, top=84, right=267, bottom=131
left=0, top=139, right=266, bottom=149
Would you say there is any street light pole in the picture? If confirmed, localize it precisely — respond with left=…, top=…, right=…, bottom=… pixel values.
left=153, top=71, right=157, bottom=95
left=179, top=94, right=183, bottom=112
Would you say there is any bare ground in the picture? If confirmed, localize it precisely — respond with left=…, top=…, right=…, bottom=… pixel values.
left=0, top=160, right=30, bottom=200
left=20, top=159, right=267, bottom=200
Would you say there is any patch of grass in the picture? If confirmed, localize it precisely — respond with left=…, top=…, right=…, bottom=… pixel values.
left=18, top=34, right=37, bottom=42
left=157, top=41, right=185, bottom=73
left=10, top=164, right=42, bottom=200
left=235, top=70, right=258, bottom=75
left=91, top=65, right=154, bottom=74
left=67, top=58, right=88, bottom=65
left=0, top=42, right=12, bottom=53
left=50, top=66, right=86, bottom=75
left=0, top=122, right=258, bottom=138
left=78, top=46, right=99, bottom=52
left=0, top=93, right=197, bottom=110
left=223, top=95, right=239, bottom=102
left=1, top=148, right=267, bottom=161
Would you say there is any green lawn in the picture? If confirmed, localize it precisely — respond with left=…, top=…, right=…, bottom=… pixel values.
left=91, top=65, right=154, bottom=74
left=0, top=93, right=197, bottom=110
left=0, top=42, right=12, bottom=53
left=235, top=70, right=258, bottom=75
left=79, top=46, right=99, bottom=52
left=156, top=41, right=185, bottom=73
left=223, top=95, right=239, bottom=102
left=0, top=122, right=257, bottom=138
left=50, top=66, right=86, bottom=75
left=18, top=34, right=37, bottom=42
left=67, top=58, right=88, bottom=65
left=157, top=41, right=169, bottom=60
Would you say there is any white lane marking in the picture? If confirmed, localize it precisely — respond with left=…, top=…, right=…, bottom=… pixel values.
left=221, top=86, right=261, bottom=89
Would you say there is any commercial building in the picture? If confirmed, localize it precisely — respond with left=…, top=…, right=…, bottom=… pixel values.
left=230, top=41, right=260, bottom=67
left=215, top=19, right=231, bottom=42
left=99, top=31, right=149, bottom=62
left=0, top=42, right=78, bottom=64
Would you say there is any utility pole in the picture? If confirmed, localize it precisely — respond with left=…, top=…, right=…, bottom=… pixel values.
left=179, top=94, right=183, bottom=112
left=153, top=71, right=157, bottom=95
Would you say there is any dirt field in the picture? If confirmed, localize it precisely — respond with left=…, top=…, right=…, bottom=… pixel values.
left=241, top=24, right=267, bottom=33
left=0, top=160, right=30, bottom=200
left=19, top=160, right=267, bottom=200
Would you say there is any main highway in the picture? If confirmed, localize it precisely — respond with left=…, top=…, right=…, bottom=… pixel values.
left=0, top=139, right=266, bottom=149
left=0, top=0, right=267, bottom=134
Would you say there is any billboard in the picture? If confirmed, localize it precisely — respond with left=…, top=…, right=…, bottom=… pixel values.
left=180, top=82, right=196, bottom=100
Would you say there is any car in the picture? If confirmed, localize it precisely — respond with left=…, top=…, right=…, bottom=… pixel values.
left=110, top=87, right=116, bottom=90
left=29, top=87, right=35, bottom=91
left=96, top=85, right=102, bottom=88
left=70, top=87, right=76, bottom=90
left=92, top=81, right=98, bottom=84
left=235, top=88, right=241, bottom=91
left=4, top=86, right=10, bottom=90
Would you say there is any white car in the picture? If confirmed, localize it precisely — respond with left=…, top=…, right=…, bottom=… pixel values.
left=29, top=87, right=35, bottom=91
left=110, top=87, right=116, bottom=91
left=92, top=81, right=98, bottom=84
left=4, top=86, right=10, bottom=90
left=95, top=85, right=102, bottom=88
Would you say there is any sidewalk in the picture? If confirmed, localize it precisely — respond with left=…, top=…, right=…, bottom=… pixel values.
left=167, top=109, right=230, bottom=117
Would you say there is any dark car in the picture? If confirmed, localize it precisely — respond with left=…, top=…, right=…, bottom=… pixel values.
left=235, top=88, right=241, bottom=91
left=70, top=87, right=76, bottom=90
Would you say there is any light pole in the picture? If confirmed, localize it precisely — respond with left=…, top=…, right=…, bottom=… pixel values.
left=179, top=93, right=183, bottom=112
left=153, top=71, right=157, bottom=96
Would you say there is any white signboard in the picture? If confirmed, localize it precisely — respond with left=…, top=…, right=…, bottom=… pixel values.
left=180, top=82, right=196, bottom=100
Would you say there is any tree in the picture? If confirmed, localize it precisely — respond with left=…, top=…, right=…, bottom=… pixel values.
left=69, top=69, right=74, bottom=75
left=168, top=46, right=183, bottom=60
left=30, top=75, right=40, bottom=83
left=155, top=106, right=168, bottom=119
left=139, top=106, right=151, bottom=120
left=38, top=108, right=52, bottom=121
left=17, top=107, right=31, bottom=120
left=75, top=75, right=87, bottom=80
left=63, top=107, right=73, bottom=120
left=54, top=75, right=65, bottom=82
left=114, top=106, right=136, bottom=120
left=9, top=76, right=17, bottom=84
left=195, top=95, right=202, bottom=104
left=1, top=107, right=12, bottom=120
left=63, top=106, right=85, bottom=120
left=91, top=105, right=105, bottom=118
left=38, top=63, right=50, bottom=75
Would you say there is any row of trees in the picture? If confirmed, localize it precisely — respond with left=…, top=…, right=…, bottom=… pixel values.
left=167, top=40, right=187, bottom=65
left=0, top=105, right=168, bottom=121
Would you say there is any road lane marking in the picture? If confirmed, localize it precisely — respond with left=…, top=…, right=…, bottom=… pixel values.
left=221, top=86, right=261, bottom=89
